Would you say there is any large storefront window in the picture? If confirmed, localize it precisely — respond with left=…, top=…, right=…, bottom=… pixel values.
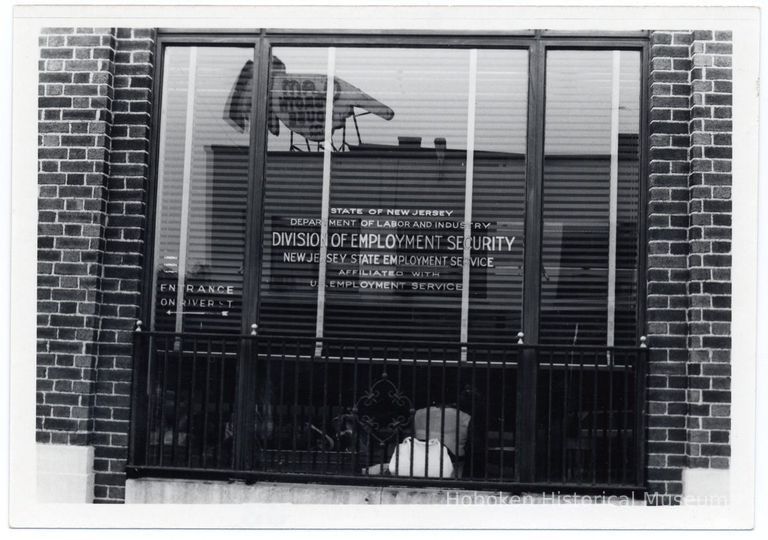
left=137, top=32, right=649, bottom=489
left=147, top=38, right=644, bottom=349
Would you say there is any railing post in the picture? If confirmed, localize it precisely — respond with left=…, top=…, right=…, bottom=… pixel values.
left=234, top=324, right=259, bottom=471
left=128, top=320, right=148, bottom=468
left=635, top=336, right=648, bottom=487
left=515, top=332, right=538, bottom=483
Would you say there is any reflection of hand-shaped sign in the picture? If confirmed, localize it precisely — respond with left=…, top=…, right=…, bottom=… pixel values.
left=226, top=57, right=394, bottom=142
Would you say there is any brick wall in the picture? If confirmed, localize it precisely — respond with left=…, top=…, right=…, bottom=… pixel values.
left=646, top=30, right=732, bottom=499
left=37, top=27, right=155, bottom=503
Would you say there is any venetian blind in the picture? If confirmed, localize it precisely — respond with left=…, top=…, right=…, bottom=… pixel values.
left=151, top=46, right=253, bottom=334
left=468, top=50, right=528, bottom=343
left=540, top=50, right=641, bottom=347
left=259, top=47, right=530, bottom=343
left=258, top=48, right=327, bottom=337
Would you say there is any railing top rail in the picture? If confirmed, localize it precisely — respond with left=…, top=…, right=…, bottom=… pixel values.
left=134, top=329, right=648, bottom=352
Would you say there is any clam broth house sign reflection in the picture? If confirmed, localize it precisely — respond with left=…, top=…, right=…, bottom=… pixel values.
left=227, top=56, right=395, bottom=148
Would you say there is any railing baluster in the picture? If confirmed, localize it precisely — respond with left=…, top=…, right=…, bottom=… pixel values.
left=607, top=347, right=615, bottom=483
left=321, top=340, right=329, bottom=475
left=591, top=351, right=599, bottom=485
left=484, top=349, right=490, bottom=481
left=425, top=346, right=432, bottom=478
left=546, top=348, right=553, bottom=481
left=186, top=335, right=197, bottom=468
left=143, top=334, right=155, bottom=467
left=395, top=342, right=404, bottom=477
left=216, top=338, right=226, bottom=468
left=439, top=346, right=447, bottom=478
left=261, top=336, right=272, bottom=471
left=201, top=337, right=212, bottom=468
left=171, top=337, right=184, bottom=466
left=409, top=346, right=416, bottom=478
left=454, top=345, right=462, bottom=477
left=634, top=342, right=647, bottom=487
left=577, top=349, right=585, bottom=481
left=248, top=335, right=258, bottom=471
left=622, top=351, right=630, bottom=483
left=352, top=341, right=360, bottom=475
left=378, top=344, right=387, bottom=477
left=292, top=339, right=300, bottom=463
left=307, top=341, right=316, bottom=472
left=469, top=347, right=477, bottom=479
left=365, top=343, right=377, bottom=476
left=338, top=343, right=345, bottom=474
left=379, top=346, right=387, bottom=477
left=158, top=335, right=170, bottom=467
left=561, top=350, right=569, bottom=483
left=230, top=337, right=239, bottom=471
left=499, top=347, right=506, bottom=482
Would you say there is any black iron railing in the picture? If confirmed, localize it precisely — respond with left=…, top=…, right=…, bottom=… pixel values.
left=127, top=326, right=647, bottom=493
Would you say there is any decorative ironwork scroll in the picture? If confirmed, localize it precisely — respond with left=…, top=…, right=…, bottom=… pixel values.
left=353, top=373, right=413, bottom=446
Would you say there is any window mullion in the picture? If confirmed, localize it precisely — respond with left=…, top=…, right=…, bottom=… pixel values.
left=236, top=36, right=270, bottom=469
left=522, top=39, right=546, bottom=344
left=243, top=36, right=271, bottom=334
left=516, top=39, right=546, bottom=483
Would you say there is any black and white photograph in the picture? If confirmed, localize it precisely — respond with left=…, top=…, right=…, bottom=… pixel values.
left=4, top=0, right=765, bottom=533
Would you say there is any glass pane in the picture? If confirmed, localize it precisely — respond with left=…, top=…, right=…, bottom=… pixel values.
left=151, top=46, right=254, bottom=333
left=257, top=47, right=528, bottom=343
left=540, top=50, right=641, bottom=346
left=324, top=48, right=469, bottom=342
left=468, top=50, right=528, bottom=343
left=259, top=48, right=328, bottom=336
left=322, top=48, right=529, bottom=343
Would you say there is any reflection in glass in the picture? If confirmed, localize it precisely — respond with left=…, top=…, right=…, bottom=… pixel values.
left=255, top=47, right=530, bottom=342
left=541, top=50, right=641, bottom=346
left=324, top=48, right=469, bottom=341
left=259, top=48, right=328, bottom=336
left=468, top=50, right=528, bottom=343
left=269, top=55, right=395, bottom=148
left=150, top=46, right=253, bottom=333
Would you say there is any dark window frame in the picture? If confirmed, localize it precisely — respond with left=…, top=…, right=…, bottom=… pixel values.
left=136, top=27, right=650, bottom=484
left=140, top=29, right=650, bottom=347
